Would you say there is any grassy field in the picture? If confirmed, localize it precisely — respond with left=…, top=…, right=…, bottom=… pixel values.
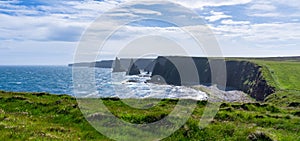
left=0, top=91, right=299, bottom=141
left=253, top=60, right=300, bottom=91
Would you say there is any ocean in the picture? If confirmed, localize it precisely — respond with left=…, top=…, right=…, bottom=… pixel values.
left=0, top=66, right=207, bottom=100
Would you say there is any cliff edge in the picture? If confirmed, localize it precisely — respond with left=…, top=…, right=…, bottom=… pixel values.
left=151, top=56, right=275, bottom=101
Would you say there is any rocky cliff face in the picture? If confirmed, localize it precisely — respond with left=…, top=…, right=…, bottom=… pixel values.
left=151, top=56, right=275, bottom=101
left=126, top=59, right=141, bottom=75
left=112, top=57, right=126, bottom=72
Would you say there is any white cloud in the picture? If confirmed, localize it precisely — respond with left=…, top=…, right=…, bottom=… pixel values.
left=246, top=1, right=280, bottom=17
left=0, top=0, right=18, bottom=4
left=249, top=4, right=276, bottom=11
left=247, top=0, right=300, bottom=18
left=96, top=24, right=213, bottom=58
left=0, top=0, right=122, bottom=42
left=62, top=0, right=118, bottom=13
left=130, top=8, right=162, bottom=15
left=205, top=21, right=300, bottom=57
left=205, top=11, right=232, bottom=22
left=209, top=24, right=251, bottom=38
left=0, top=13, right=87, bottom=42
left=107, top=22, right=300, bottom=57
left=248, top=12, right=281, bottom=17
left=0, top=1, right=41, bottom=15
left=271, top=0, right=300, bottom=9
left=173, top=0, right=252, bottom=9
left=208, top=22, right=300, bottom=50
left=246, top=23, right=300, bottom=42
left=105, top=25, right=186, bottom=41
left=0, top=0, right=119, bottom=20
left=221, top=19, right=250, bottom=25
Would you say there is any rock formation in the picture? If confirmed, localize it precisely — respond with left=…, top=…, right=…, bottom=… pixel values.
left=126, top=59, right=140, bottom=75
left=112, top=57, right=125, bottom=72
left=151, top=56, right=275, bottom=101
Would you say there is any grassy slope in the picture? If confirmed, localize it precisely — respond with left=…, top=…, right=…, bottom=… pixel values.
left=253, top=60, right=300, bottom=91
left=0, top=91, right=299, bottom=141
left=249, top=60, right=300, bottom=108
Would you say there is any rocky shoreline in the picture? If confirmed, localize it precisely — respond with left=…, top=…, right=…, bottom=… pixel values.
left=192, top=85, right=254, bottom=103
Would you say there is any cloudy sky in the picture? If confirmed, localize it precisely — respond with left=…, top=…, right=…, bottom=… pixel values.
left=0, top=0, right=299, bottom=65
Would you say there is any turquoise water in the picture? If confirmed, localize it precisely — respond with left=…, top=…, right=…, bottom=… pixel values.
left=0, top=66, right=207, bottom=100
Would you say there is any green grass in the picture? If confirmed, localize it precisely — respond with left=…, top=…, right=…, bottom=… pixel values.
left=265, top=90, right=300, bottom=107
left=0, top=91, right=109, bottom=141
left=0, top=91, right=299, bottom=141
left=251, top=60, right=300, bottom=91
left=249, top=60, right=300, bottom=114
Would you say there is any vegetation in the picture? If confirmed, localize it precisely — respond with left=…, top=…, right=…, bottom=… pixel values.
left=1, top=58, right=300, bottom=140
left=253, top=60, right=300, bottom=91
left=0, top=90, right=299, bottom=141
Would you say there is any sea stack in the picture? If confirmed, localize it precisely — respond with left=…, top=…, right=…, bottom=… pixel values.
left=112, top=57, right=125, bottom=72
left=126, top=59, right=140, bottom=75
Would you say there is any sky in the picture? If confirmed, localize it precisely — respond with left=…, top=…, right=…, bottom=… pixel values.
left=0, top=0, right=299, bottom=65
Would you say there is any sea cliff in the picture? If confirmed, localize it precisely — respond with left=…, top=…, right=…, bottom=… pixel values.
left=151, top=56, right=275, bottom=101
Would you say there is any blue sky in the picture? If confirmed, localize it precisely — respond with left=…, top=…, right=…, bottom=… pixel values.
left=0, top=0, right=299, bottom=65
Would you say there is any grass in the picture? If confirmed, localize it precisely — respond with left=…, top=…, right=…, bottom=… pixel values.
left=0, top=91, right=109, bottom=141
left=250, top=60, right=300, bottom=91
left=0, top=91, right=299, bottom=141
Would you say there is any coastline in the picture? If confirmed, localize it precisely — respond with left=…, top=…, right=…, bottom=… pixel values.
left=1, top=57, right=300, bottom=140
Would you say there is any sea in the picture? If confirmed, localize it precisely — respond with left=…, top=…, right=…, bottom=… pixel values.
left=0, top=66, right=207, bottom=100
